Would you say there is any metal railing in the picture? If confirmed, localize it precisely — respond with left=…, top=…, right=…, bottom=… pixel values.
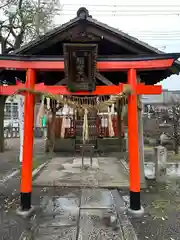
left=3, top=127, right=47, bottom=139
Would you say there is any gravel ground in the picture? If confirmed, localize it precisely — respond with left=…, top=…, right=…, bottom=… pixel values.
left=0, top=138, right=51, bottom=240
left=122, top=179, right=180, bottom=240
left=0, top=139, right=46, bottom=174
left=120, top=147, right=180, bottom=240
left=1, top=139, right=180, bottom=240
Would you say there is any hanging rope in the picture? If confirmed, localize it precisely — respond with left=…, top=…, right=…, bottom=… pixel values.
left=12, top=84, right=132, bottom=111
left=36, top=96, right=45, bottom=127
left=12, top=84, right=136, bottom=140
left=61, top=115, right=66, bottom=138
left=46, top=97, right=51, bottom=110
left=108, top=106, right=115, bottom=137
left=82, top=108, right=89, bottom=143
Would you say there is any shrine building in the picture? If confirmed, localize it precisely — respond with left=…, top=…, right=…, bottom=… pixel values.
left=0, top=7, right=180, bottom=216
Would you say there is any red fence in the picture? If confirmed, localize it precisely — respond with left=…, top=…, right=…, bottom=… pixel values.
left=96, top=115, right=124, bottom=137
left=48, top=116, right=75, bottom=138
left=48, top=115, right=124, bottom=138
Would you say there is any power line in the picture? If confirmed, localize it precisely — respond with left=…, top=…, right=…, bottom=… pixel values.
left=58, top=6, right=180, bottom=39
left=112, top=31, right=180, bottom=37
left=133, top=35, right=180, bottom=38
left=127, top=32, right=180, bottom=35
left=126, top=33, right=180, bottom=35
left=62, top=9, right=180, bottom=13
left=133, top=35, right=180, bottom=39
left=60, top=12, right=180, bottom=16
left=130, top=33, right=180, bottom=37
left=128, top=30, right=180, bottom=32
left=137, top=39, right=180, bottom=41
left=132, top=32, right=180, bottom=35
left=62, top=7, right=180, bottom=11
left=62, top=4, right=180, bottom=8
left=135, top=39, right=180, bottom=41
left=60, top=4, right=180, bottom=16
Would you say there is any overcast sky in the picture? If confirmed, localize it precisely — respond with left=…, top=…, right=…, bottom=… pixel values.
left=55, top=0, right=180, bottom=90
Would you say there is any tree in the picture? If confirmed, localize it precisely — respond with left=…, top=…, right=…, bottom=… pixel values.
left=150, top=99, right=180, bottom=154
left=0, top=0, right=61, bottom=152
left=0, top=0, right=61, bottom=52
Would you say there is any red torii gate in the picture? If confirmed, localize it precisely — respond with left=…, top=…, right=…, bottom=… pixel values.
left=0, top=55, right=177, bottom=215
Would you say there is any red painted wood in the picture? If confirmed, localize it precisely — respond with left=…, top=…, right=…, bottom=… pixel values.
left=128, top=69, right=141, bottom=193
left=0, top=83, right=162, bottom=96
left=0, top=60, right=64, bottom=70
left=97, top=59, right=174, bottom=71
left=0, top=58, right=174, bottom=70
left=20, top=69, right=35, bottom=193
left=136, top=85, right=162, bottom=94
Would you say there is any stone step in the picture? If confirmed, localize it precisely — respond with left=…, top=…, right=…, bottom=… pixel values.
left=75, top=141, right=97, bottom=146
left=33, top=189, right=138, bottom=240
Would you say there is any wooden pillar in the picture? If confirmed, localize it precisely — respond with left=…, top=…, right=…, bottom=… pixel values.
left=127, top=69, right=141, bottom=211
left=0, top=96, right=6, bottom=152
left=20, top=69, right=35, bottom=211
left=137, top=75, right=145, bottom=187
left=138, top=96, right=145, bottom=185
left=117, top=99, right=122, bottom=151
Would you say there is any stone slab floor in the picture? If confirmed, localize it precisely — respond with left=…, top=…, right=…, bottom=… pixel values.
left=34, top=156, right=129, bottom=188
left=29, top=188, right=137, bottom=240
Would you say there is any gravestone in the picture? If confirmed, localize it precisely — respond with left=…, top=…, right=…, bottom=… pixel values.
left=154, top=145, right=167, bottom=182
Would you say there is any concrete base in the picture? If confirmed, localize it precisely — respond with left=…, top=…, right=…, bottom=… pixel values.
left=127, top=206, right=144, bottom=218
left=16, top=205, right=35, bottom=218
left=34, top=156, right=129, bottom=188
left=97, top=138, right=123, bottom=152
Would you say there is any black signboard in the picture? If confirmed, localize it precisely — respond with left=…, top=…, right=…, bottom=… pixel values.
left=63, top=44, right=97, bottom=92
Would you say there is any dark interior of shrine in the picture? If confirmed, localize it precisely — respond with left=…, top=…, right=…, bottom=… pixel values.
left=1, top=66, right=173, bottom=87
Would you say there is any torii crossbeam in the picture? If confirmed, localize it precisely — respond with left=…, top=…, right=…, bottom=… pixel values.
left=0, top=53, right=179, bottom=216
left=0, top=82, right=161, bottom=95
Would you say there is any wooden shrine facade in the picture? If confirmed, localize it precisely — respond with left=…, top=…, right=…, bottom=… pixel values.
left=0, top=7, right=180, bottom=215
left=0, top=53, right=179, bottom=212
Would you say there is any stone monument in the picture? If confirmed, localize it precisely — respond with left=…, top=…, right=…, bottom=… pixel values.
left=154, top=145, right=167, bottom=182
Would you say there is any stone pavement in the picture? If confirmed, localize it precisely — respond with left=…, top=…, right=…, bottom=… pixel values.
left=29, top=156, right=137, bottom=239
left=34, top=156, right=129, bottom=188
left=0, top=138, right=54, bottom=240
left=28, top=187, right=137, bottom=240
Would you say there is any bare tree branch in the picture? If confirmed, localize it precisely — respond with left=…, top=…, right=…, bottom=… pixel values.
left=0, top=0, right=61, bottom=152
left=0, top=0, right=61, bottom=53
left=149, top=97, right=180, bottom=154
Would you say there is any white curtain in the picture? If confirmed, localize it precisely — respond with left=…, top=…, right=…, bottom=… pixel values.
left=60, top=104, right=73, bottom=138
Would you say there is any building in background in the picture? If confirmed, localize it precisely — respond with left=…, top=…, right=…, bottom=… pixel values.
left=142, top=89, right=180, bottom=114
left=4, top=95, right=20, bottom=128
left=4, top=95, right=40, bottom=128
left=142, top=89, right=180, bottom=140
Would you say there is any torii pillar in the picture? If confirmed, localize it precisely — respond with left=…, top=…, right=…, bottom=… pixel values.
left=137, top=75, right=145, bottom=188
left=0, top=54, right=176, bottom=217
left=127, top=69, right=145, bottom=216
left=17, top=69, right=36, bottom=216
